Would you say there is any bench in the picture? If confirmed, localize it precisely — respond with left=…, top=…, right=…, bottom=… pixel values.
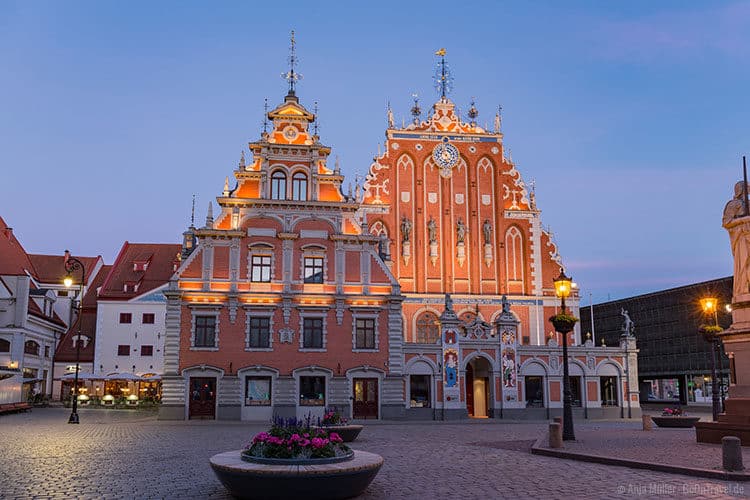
left=0, top=402, right=32, bottom=415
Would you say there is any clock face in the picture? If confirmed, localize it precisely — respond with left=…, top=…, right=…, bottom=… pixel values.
left=283, top=126, right=299, bottom=141
left=432, top=142, right=459, bottom=169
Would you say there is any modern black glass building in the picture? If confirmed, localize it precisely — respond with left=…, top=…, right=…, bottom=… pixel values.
left=580, top=277, right=731, bottom=406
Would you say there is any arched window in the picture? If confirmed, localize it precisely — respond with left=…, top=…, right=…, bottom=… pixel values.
left=415, top=312, right=440, bottom=344
left=0, top=338, right=9, bottom=353
left=505, top=226, right=524, bottom=283
left=24, top=340, right=40, bottom=356
left=291, top=172, right=308, bottom=201
left=271, top=171, right=287, bottom=200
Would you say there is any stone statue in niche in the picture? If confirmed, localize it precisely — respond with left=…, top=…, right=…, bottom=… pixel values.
left=456, top=218, right=467, bottom=244
left=427, top=217, right=437, bottom=244
left=483, top=219, right=492, bottom=245
left=401, top=216, right=412, bottom=243
left=723, top=181, right=750, bottom=299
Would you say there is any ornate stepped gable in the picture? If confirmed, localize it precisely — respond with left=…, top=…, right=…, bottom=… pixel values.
left=362, top=94, right=562, bottom=296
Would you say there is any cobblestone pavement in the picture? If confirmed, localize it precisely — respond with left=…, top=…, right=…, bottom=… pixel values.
left=0, top=409, right=747, bottom=499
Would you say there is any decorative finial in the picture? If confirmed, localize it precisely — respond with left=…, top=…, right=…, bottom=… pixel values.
left=494, top=105, right=502, bottom=133
left=467, top=97, right=478, bottom=124
left=334, top=155, right=341, bottom=175
left=263, top=98, right=269, bottom=134
left=433, top=48, right=453, bottom=98
left=410, top=93, right=421, bottom=124
left=205, top=202, right=214, bottom=228
left=281, top=30, right=302, bottom=95
left=190, top=194, right=196, bottom=227
left=313, top=100, right=319, bottom=136
left=239, top=151, right=246, bottom=169
left=223, top=177, right=229, bottom=197
left=386, top=101, right=394, bottom=128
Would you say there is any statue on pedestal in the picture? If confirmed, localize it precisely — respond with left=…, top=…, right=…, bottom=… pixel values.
left=723, top=181, right=750, bottom=300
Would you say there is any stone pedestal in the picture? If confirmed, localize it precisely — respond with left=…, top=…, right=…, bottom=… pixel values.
left=695, top=328, right=750, bottom=446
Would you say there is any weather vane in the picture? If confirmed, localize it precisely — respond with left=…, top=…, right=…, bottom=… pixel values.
left=433, top=48, right=453, bottom=98
left=281, top=30, right=302, bottom=95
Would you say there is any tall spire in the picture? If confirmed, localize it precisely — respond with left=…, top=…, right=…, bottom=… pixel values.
left=313, top=100, right=319, bottom=136
left=281, top=30, right=302, bottom=96
left=190, top=194, right=196, bottom=227
left=433, top=48, right=453, bottom=99
left=205, top=202, right=214, bottom=228
left=262, top=98, right=269, bottom=134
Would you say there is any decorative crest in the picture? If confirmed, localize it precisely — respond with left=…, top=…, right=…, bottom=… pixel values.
left=410, top=93, right=421, bottom=124
left=433, top=48, right=453, bottom=98
left=467, top=97, right=478, bottom=124
left=281, top=30, right=302, bottom=95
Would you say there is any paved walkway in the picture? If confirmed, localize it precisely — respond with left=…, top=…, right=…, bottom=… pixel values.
left=0, top=409, right=747, bottom=499
left=538, top=423, right=750, bottom=475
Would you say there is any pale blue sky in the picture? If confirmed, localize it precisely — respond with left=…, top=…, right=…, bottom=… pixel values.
left=1, top=1, right=748, bottom=302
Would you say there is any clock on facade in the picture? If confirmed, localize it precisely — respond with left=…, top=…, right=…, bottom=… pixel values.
left=432, top=140, right=459, bottom=177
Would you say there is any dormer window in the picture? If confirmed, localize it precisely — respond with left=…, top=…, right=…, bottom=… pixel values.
left=123, top=281, right=139, bottom=293
left=133, top=261, right=149, bottom=272
left=292, top=172, right=308, bottom=201
left=271, top=171, right=287, bottom=200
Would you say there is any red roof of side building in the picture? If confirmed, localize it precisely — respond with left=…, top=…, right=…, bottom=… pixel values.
left=54, top=264, right=112, bottom=363
left=28, top=254, right=101, bottom=286
left=98, top=242, right=181, bottom=300
left=0, top=216, right=37, bottom=276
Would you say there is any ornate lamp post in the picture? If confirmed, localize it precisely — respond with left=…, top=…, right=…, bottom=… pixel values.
left=699, top=297, right=722, bottom=422
left=550, top=269, right=578, bottom=441
left=63, top=250, right=86, bottom=425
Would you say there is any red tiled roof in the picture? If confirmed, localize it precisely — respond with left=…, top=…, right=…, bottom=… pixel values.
left=99, top=242, right=180, bottom=300
left=54, top=264, right=112, bottom=362
left=0, top=216, right=36, bottom=276
left=28, top=254, right=101, bottom=286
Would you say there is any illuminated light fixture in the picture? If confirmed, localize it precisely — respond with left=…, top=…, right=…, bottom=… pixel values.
left=726, top=304, right=733, bottom=313
left=9, top=361, right=18, bottom=369
left=700, top=297, right=717, bottom=314
left=63, top=274, right=74, bottom=288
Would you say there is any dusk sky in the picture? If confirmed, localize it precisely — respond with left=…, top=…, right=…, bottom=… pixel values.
left=2, top=1, right=748, bottom=303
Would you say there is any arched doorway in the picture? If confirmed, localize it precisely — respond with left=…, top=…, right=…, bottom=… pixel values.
left=466, top=357, right=493, bottom=418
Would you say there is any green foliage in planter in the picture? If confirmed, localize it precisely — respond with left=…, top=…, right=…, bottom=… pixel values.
left=549, top=312, right=579, bottom=333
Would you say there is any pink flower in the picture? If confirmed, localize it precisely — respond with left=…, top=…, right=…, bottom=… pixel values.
left=311, top=437, right=327, bottom=449
left=328, top=432, right=343, bottom=443
left=299, top=439, right=310, bottom=447
left=253, top=432, right=270, bottom=444
left=303, top=433, right=310, bottom=438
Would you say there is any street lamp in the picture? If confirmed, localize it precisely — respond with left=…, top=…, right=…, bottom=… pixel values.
left=63, top=249, right=86, bottom=425
left=550, top=269, right=578, bottom=441
left=699, top=297, right=722, bottom=422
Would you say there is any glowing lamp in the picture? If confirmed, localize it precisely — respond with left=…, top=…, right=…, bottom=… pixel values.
left=700, top=297, right=717, bottom=314
left=63, top=275, right=74, bottom=288
left=553, top=269, right=572, bottom=299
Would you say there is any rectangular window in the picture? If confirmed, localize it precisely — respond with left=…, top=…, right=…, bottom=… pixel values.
left=303, top=318, right=323, bottom=349
left=119, top=313, right=132, bottom=324
left=194, top=315, right=216, bottom=348
left=299, top=376, right=325, bottom=406
left=142, top=313, right=155, bottom=324
left=140, top=345, right=153, bottom=356
left=303, top=257, right=324, bottom=283
left=251, top=255, right=272, bottom=283
left=117, top=345, right=130, bottom=356
left=44, top=345, right=50, bottom=358
left=245, top=376, right=272, bottom=406
left=410, top=375, right=431, bottom=408
left=248, top=317, right=270, bottom=348
left=57, top=290, right=68, bottom=297
left=355, top=318, right=376, bottom=350
left=525, top=376, right=544, bottom=408
left=600, top=376, right=618, bottom=406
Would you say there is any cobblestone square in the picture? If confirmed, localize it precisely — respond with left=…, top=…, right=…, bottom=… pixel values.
left=0, top=408, right=747, bottom=499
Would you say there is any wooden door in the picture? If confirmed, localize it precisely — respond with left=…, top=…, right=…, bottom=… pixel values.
left=189, top=377, right=216, bottom=419
left=353, top=378, right=378, bottom=419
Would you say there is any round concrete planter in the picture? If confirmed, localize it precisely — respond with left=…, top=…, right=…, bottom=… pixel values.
left=652, top=416, right=701, bottom=428
left=312, top=424, right=364, bottom=443
left=210, top=449, right=383, bottom=500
